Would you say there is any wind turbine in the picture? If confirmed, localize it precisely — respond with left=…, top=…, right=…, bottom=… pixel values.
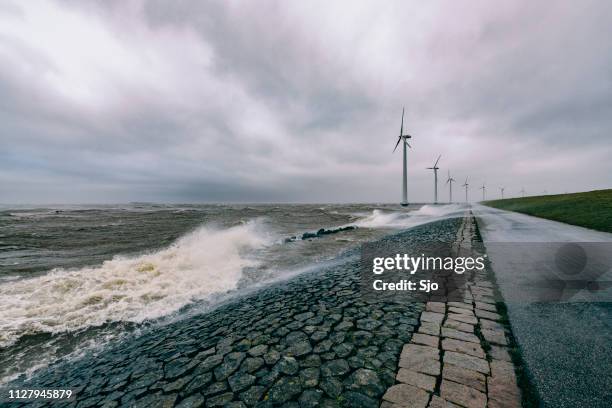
left=426, top=155, right=441, bottom=204
left=393, top=108, right=412, bottom=206
left=463, top=178, right=469, bottom=203
left=446, top=170, right=455, bottom=203
left=479, top=183, right=486, bottom=201
left=499, top=187, right=505, bottom=199
left=520, top=187, right=525, bottom=198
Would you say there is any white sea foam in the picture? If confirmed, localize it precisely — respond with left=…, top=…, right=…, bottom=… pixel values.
left=0, top=220, right=269, bottom=348
left=354, top=204, right=466, bottom=229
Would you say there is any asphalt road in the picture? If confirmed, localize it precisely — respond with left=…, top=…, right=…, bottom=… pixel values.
left=473, top=205, right=612, bottom=408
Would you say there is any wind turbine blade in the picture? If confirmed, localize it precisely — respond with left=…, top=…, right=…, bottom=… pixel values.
left=406, top=142, right=412, bottom=148
left=393, top=136, right=401, bottom=152
left=400, top=107, right=404, bottom=136
left=434, top=154, right=441, bottom=167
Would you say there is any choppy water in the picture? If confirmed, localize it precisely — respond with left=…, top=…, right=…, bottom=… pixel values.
left=0, top=203, right=466, bottom=384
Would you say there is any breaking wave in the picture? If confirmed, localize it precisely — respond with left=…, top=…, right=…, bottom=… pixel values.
left=354, top=204, right=466, bottom=229
left=0, top=221, right=269, bottom=348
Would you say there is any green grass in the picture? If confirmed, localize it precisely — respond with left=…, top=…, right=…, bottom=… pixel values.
left=483, top=189, right=612, bottom=233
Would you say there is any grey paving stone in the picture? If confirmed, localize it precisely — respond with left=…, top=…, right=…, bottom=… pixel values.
left=443, top=351, right=489, bottom=375
left=481, top=328, right=508, bottom=346
left=426, top=302, right=446, bottom=313
left=447, top=302, right=473, bottom=311
left=490, top=360, right=515, bottom=378
left=441, top=338, right=485, bottom=359
left=395, top=368, right=436, bottom=391
left=382, top=383, right=430, bottom=407
left=440, top=379, right=486, bottom=408
left=441, top=327, right=479, bottom=343
left=487, top=376, right=521, bottom=407
left=442, top=363, right=486, bottom=392
left=421, top=311, right=445, bottom=324
left=411, top=333, right=439, bottom=348
left=446, top=313, right=477, bottom=325
left=428, top=395, right=463, bottom=408
left=474, top=302, right=497, bottom=312
left=475, top=309, right=502, bottom=321
left=489, top=345, right=512, bottom=362
left=443, top=319, right=475, bottom=333
left=418, top=321, right=441, bottom=336
left=448, top=307, right=475, bottom=316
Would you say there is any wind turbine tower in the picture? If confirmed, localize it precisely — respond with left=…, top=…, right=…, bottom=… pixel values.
left=500, top=187, right=505, bottom=199
left=446, top=170, right=455, bottom=203
left=463, top=178, right=469, bottom=203
left=393, top=108, right=412, bottom=206
left=480, top=183, right=486, bottom=201
left=520, top=187, right=525, bottom=198
left=426, top=155, right=441, bottom=204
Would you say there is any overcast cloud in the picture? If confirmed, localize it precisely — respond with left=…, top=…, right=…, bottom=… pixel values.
left=1, top=0, right=611, bottom=203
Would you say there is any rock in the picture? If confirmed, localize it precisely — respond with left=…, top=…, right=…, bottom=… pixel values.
left=335, top=320, right=354, bottom=331
left=239, top=385, right=265, bottom=406
left=164, top=357, right=191, bottom=379
left=241, top=357, right=264, bottom=373
left=345, top=391, right=378, bottom=408
left=300, top=354, right=321, bottom=368
left=204, top=381, right=228, bottom=396
left=228, top=372, right=256, bottom=392
left=356, top=318, right=382, bottom=331
left=206, top=392, right=235, bottom=407
left=332, top=342, right=354, bottom=358
left=298, top=389, right=323, bottom=408
left=276, top=356, right=299, bottom=375
left=287, top=340, right=312, bottom=357
left=267, top=376, right=302, bottom=404
left=345, top=368, right=385, bottom=397
left=295, top=312, right=315, bottom=321
left=200, top=354, right=224, bottom=372
left=248, top=344, right=268, bottom=357
left=183, top=372, right=213, bottom=394
left=215, top=352, right=246, bottom=381
left=321, top=359, right=350, bottom=377
left=320, top=376, right=343, bottom=397
left=264, top=350, right=281, bottom=365
left=176, top=393, right=205, bottom=408
left=299, top=367, right=320, bottom=388
left=310, top=331, right=328, bottom=342
left=235, top=339, right=252, bottom=351
left=349, top=330, right=373, bottom=346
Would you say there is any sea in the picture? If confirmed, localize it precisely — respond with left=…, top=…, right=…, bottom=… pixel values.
left=0, top=203, right=466, bottom=384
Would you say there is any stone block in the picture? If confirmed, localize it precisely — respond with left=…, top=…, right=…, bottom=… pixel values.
left=395, top=368, right=436, bottom=392
left=382, top=384, right=430, bottom=408
left=440, top=380, right=486, bottom=408
left=441, top=338, right=485, bottom=359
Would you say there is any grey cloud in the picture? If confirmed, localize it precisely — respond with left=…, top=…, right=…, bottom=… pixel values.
left=0, top=0, right=611, bottom=204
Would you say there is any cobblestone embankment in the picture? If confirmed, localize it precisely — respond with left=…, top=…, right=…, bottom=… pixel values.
left=4, top=219, right=462, bottom=408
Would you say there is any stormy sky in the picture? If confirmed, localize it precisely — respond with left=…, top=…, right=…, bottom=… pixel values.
left=1, top=0, right=611, bottom=204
